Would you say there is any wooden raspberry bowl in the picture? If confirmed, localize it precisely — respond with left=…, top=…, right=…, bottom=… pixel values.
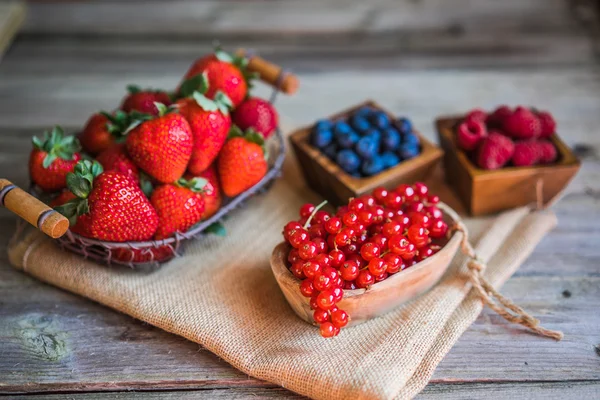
left=290, top=100, right=443, bottom=207
left=436, top=115, right=581, bottom=216
left=270, top=203, right=463, bottom=327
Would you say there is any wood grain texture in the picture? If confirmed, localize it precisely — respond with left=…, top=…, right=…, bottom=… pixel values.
left=0, top=0, right=599, bottom=398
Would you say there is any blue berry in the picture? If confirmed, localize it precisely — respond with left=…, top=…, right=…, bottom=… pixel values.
left=336, top=149, right=361, bottom=173
left=349, top=171, right=363, bottom=179
left=382, top=128, right=401, bottom=151
left=398, top=143, right=420, bottom=160
left=354, top=107, right=373, bottom=118
left=355, top=136, right=378, bottom=159
left=323, top=143, right=338, bottom=160
left=369, top=111, right=391, bottom=130
left=336, top=131, right=360, bottom=149
left=402, top=132, right=420, bottom=146
left=349, top=115, right=371, bottom=134
left=314, top=119, right=333, bottom=132
left=364, top=128, right=381, bottom=144
left=380, top=152, right=401, bottom=168
left=311, top=129, right=333, bottom=149
left=396, top=117, right=413, bottom=134
left=361, top=156, right=385, bottom=176
left=333, top=121, right=352, bottom=136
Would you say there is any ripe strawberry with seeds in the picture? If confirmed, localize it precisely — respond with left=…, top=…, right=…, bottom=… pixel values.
left=185, top=164, right=222, bottom=219
left=180, top=48, right=252, bottom=108
left=218, top=127, right=268, bottom=197
left=29, top=126, right=82, bottom=192
left=113, top=245, right=175, bottom=264
left=96, top=143, right=139, bottom=182
left=120, top=85, right=172, bottom=115
left=232, top=97, right=278, bottom=139
left=54, top=160, right=158, bottom=241
left=151, top=177, right=207, bottom=240
left=126, top=103, right=193, bottom=184
left=80, top=111, right=132, bottom=156
left=177, top=83, right=232, bottom=175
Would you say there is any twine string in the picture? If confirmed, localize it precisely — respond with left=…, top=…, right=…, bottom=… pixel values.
left=452, top=221, right=564, bottom=341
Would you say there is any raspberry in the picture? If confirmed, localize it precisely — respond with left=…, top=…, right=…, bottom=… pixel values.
left=504, top=106, right=542, bottom=139
left=464, top=108, right=487, bottom=123
left=535, top=140, right=558, bottom=164
left=456, top=119, right=487, bottom=151
left=476, top=133, right=515, bottom=170
left=536, top=111, right=556, bottom=139
left=512, top=141, right=540, bottom=167
left=486, top=105, right=512, bottom=129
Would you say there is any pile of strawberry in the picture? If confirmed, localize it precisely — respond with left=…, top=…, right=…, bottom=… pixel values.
left=28, top=48, right=279, bottom=262
left=455, top=106, right=558, bottom=169
left=281, top=183, right=449, bottom=337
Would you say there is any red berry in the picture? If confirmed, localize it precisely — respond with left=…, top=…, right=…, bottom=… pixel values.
left=302, top=261, right=321, bottom=280
left=371, top=233, right=388, bottom=249
left=374, top=272, right=389, bottom=282
left=335, top=231, right=351, bottom=247
left=397, top=184, right=416, bottom=201
left=314, top=253, right=332, bottom=268
left=307, top=223, right=326, bottom=238
left=309, top=295, right=319, bottom=310
left=334, top=276, right=344, bottom=288
left=373, top=187, right=389, bottom=203
left=410, top=212, right=431, bottom=229
left=315, top=210, right=331, bottom=224
left=289, top=229, right=309, bottom=248
left=357, top=210, right=374, bottom=225
left=536, top=140, right=558, bottom=164
left=325, top=217, right=342, bottom=234
left=288, top=249, right=301, bottom=264
left=340, top=260, right=360, bottom=281
left=329, top=249, right=346, bottom=267
left=430, top=219, right=448, bottom=239
left=360, top=242, right=381, bottom=261
left=414, top=182, right=429, bottom=198
left=344, top=281, right=357, bottom=290
left=536, top=111, right=556, bottom=139
left=504, top=106, right=542, bottom=139
left=319, top=322, right=336, bottom=338
left=512, top=141, right=539, bottom=167
left=486, top=105, right=512, bottom=129
left=300, top=279, right=315, bottom=297
left=348, top=254, right=367, bottom=269
left=385, top=192, right=403, bottom=209
left=401, top=242, right=417, bottom=260
left=465, top=108, right=487, bottom=122
left=299, top=242, right=318, bottom=260
left=382, top=221, right=402, bottom=237
left=457, top=119, right=487, bottom=151
left=342, top=212, right=359, bottom=227
left=283, top=221, right=302, bottom=240
left=388, top=235, right=410, bottom=255
left=331, top=309, right=349, bottom=328
left=367, top=257, right=388, bottom=275
left=348, top=198, right=366, bottom=212
left=331, top=287, right=344, bottom=303
left=300, top=203, right=315, bottom=218
left=313, top=237, right=328, bottom=254
left=314, top=274, right=333, bottom=291
left=291, top=261, right=305, bottom=279
left=371, top=205, right=385, bottom=223
left=316, top=290, right=336, bottom=310
left=476, top=132, right=515, bottom=170
left=425, top=205, right=442, bottom=219
left=427, top=195, right=440, bottom=205
left=321, top=266, right=339, bottom=281
left=314, top=308, right=330, bottom=324
left=356, top=270, right=375, bottom=288
left=383, top=253, right=404, bottom=274
left=362, top=195, right=376, bottom=207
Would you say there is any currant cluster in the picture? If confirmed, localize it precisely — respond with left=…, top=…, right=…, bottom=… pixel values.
left=282, top=182, right=449, bottom=338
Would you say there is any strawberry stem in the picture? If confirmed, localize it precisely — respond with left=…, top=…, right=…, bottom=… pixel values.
left=303, top=200, right=328, bottom=229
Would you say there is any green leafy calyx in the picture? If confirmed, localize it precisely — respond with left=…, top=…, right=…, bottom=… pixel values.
left=205, top=222, right=226, bottom=237
left=54, top=160, right=103, bottom=226
left=32, top=126, right=82, bottom=169
left=192, top=90, right=233, bottom=115
left=228, top=126, right=267, bottom=157
left=178, top=72, right=209, bottom=99
left=176, top=177, right=208, bottom=193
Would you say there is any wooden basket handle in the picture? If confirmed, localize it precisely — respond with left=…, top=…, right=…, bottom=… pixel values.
left=236, top=49, right=299, bottom=95
left=0, top=179, right=69, bottom=239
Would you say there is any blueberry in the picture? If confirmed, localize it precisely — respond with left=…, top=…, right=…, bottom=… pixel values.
left=355, top=136, right=378, bottom=160
left=349, top=171, right=363, bottom=179
left=314, top=119, right=333, bottom=132
left=336, top=149, right=361, bottom=173
left=398, top=143, right=420, bottom=160
left=364, top=128, right=381, bottom=144
left=349, top=115, right=371, bottom=134
left=336, top=131, right=360, bottom=149
left=369, top=111, right=391, bottom=130
left=380, top=152, right=401, bottom=168
left=323, top=143, right=338, bottom=160
left=396, top=117, right=413, bottom=134
left=382, top=128, right=401, bottom=151
left=311, top=129, right=333, bottom=149
left=354, top=107, right=373, bottom=118
left=402, top=132, right=420, bottom=146
left=361, top=156, right=385, bottom=176
left=333, top=121, right=352, bottom=137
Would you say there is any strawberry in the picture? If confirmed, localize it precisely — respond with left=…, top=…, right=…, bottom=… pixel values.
left=218, top=128, right=268, bottom=197
left=475, top=132, right=515, bottom=170
left=80, top=111, right=131, bottom=155
left=512, top=141, right=540, bottom=167
left=96, top=143, right=139, bottom=182
left=54, top=160, right=158, bottom=241
left=535, top=140, right=558, bottom=164
left=185, top=164, right=222, bottom=219
left=177, top=89, right=232, bottom=175
left=151, top=177, right=207, bottom=239
left=535, top=110, right=556, bottom=138
left=126, top=103, right=193, bottom=183
left=456, top=119, right=487, bottom=151
left=50, top=189, right=77, bottom=208
left=486, top=105, right=512, bottom=129
left=113, top=245, right=175, bottom=264
left=120, top=85, right=172, bottom=115
left=180, top=48, right=252, bottom=108
left=232, top=97, right=278, bottom=139
left=30, top=126, right=82, bottom=192
left=504, top=106, right=542, bottom=139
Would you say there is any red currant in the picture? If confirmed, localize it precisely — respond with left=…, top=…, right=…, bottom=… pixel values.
left=383, top=253, right=404, bottom=274
left=291, top=261, right=305, bottom=279
left=300, top=203, right=315, bottom=218
left=331, top=309, right=349, bottom=328
left=397, top=184, right=416, bottom=201
left=308, top=223, right=326, bottom=238
left=289, top=229, right=309, bottom=248
left=388, top=235, right=409, bottom=255
left=427, top=194, right=440, bottom=204
left=312, top=237, right=328, bottom=254
left=325, top=217, right=342, bottom=234
left=329, top=249, right=346, bottom=267
left=321, top=266, right=340, bottom=281
left=382, top=221, right=402, bottom=237
left=373, top=187, right=389, bottom=203
left=348, top=254, right=367, bottom=269
left=383, top=208, right=396, bottom=220
left=336, top=205, right=349, bottom=217
left=335, top=276, right=343, bottom=288
left=314, top=253, right=331, bottom=268
left=362, top=195, right=376, bottom=207
left=374, top=272, right=388, bottom=282
left=283, top=221, right=302, bottom=240
left=302, top=261, right=321, bottom=280
left=414, top=182, right=429, bottom=198
left=409, top=212, right=431, bottom=229
left=299, top=242, right=318, bottom=260
left=357, top=210, right=374, bottom=225
left=314, top=274, right=333, bottom=291
left=344, top=281, right=357, bottom=290
left=331, top=287, right=344, bottom=303
left=356, top=270, right=375, bottom=288
left=367, top=257, right=387, bottom=275
left=335, top=231, right=351, bottom=247
left=342, top=212, right=359, bottom=227
left=300, top=279, right=315, bottom=297
left=319, top=322, right=336, bottom=338
left=360, top=242, right=381, bottom=261
left=348, top=198, right=366, bottom=212
left=314, top=308, right=330, bottom=324
left=393, top=214, right=410, bottom=228
left=407, top=224, right=429, bottom=248
left=371, top=233, right=388, bottom=249
left=340, top=260, right=360, bottom=281
left=385, top=192, right=403, bottom=209
left=288, top=249, right=301, bottom=264
left=407, top=201, right=424, bottom=214
left=430, top=219, right=448, bottom=239
left=309, top=295, right=319, bottom=310
left=326, top=234, right=336, bottom=250
left=401, top=242, right=417, bottom=260
left=316, top=290, right=336, bottom=310
left=371, top=205, right=385, bottom=223
left=314, top=210, right=331, bottom=224
left=425, top=205, right=443, bottom=220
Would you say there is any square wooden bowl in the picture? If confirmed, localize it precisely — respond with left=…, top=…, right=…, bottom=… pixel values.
left=290, top=100, right=443, bottom=206
left=436, top=115, right=581, bottom=216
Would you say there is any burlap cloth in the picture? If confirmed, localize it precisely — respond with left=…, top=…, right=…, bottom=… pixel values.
left=7, top=151, right=558, bottom=399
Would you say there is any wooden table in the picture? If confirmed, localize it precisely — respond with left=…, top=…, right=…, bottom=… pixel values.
left=1, top=1, right=599, bottom=398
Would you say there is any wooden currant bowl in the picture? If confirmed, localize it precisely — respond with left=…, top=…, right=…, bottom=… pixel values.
left=290, top=100, right=443, bottom=207
left=436, top=115, right=581, bottom=216
left=270, top=203, right=463, bottom=327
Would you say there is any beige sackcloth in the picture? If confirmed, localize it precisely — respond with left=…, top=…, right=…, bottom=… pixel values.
left=8, top=147, right=559, bottom=400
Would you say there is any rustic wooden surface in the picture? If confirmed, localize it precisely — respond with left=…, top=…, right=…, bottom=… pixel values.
left=1, top=0, right=599, bottom=398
